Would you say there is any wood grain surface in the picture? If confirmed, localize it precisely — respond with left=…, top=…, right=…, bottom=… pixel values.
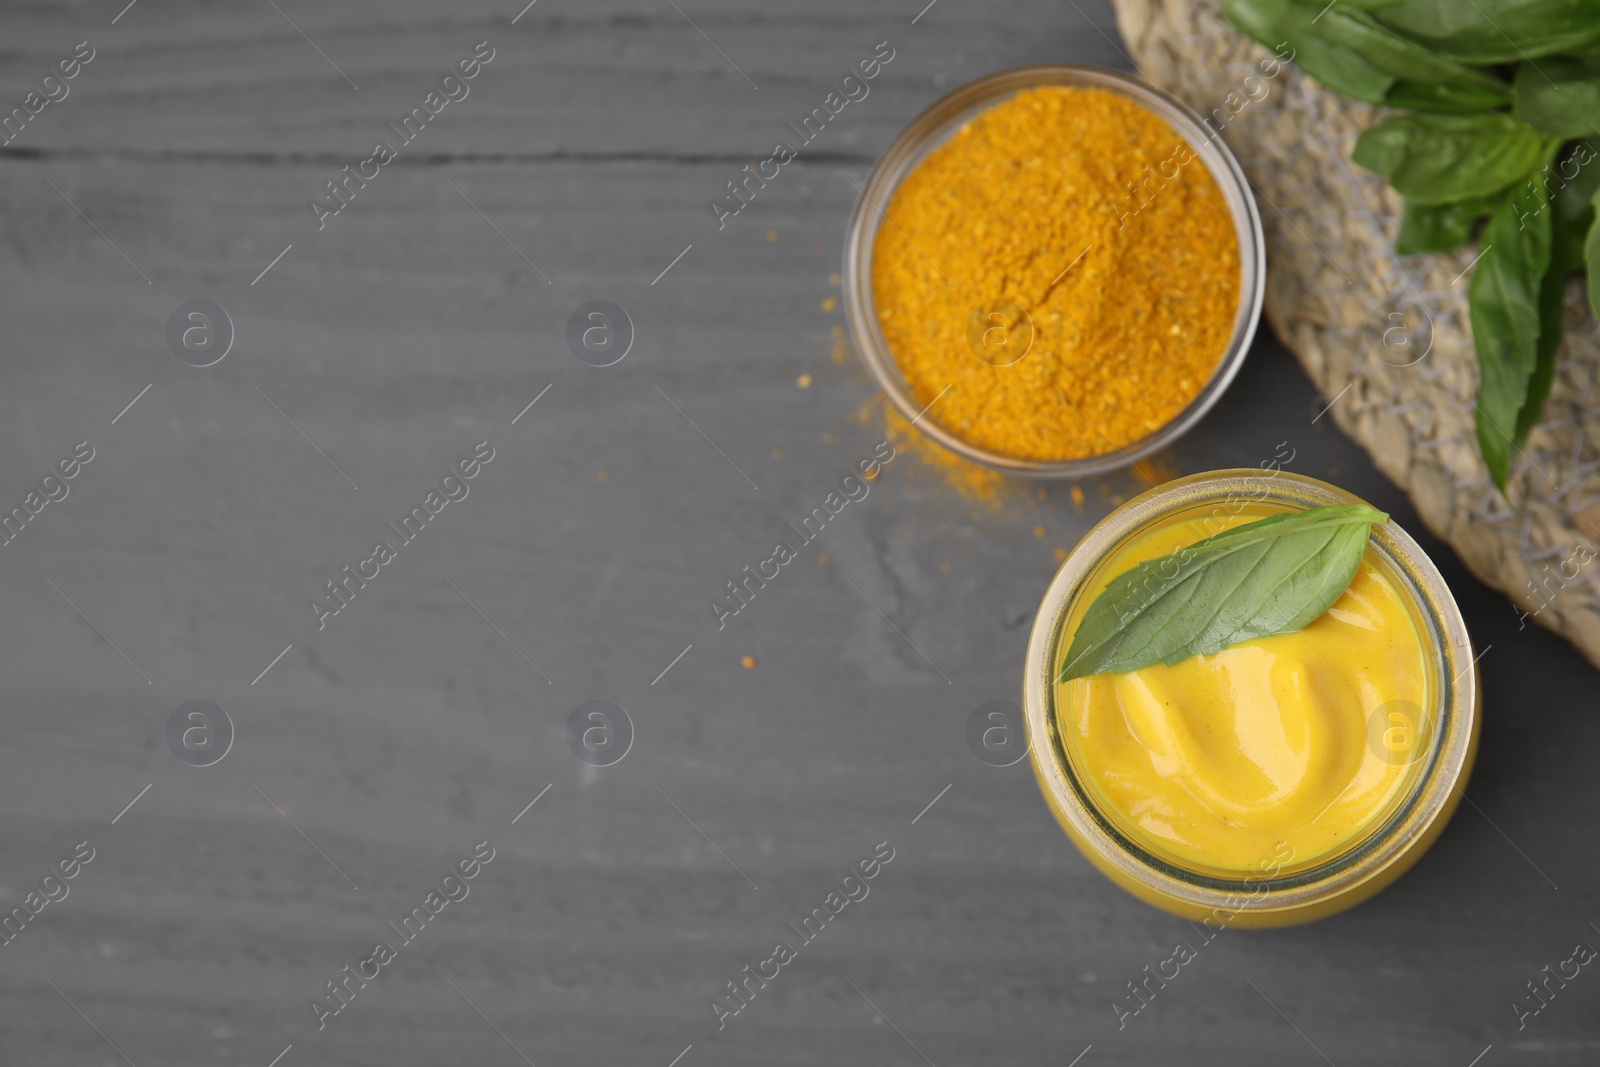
left=0, top=2, right=1595, bottom=1065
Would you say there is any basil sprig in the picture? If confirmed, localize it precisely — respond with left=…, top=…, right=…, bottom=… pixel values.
left=1058, top=505, right=1388, bottom=682
left=1221, top=0, right=1600, bottom=495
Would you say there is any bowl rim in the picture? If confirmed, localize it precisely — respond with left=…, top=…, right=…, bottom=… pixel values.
left=842, top=64, right=1268, bottom=478
left=1022, top=469, right=1479, bottom=915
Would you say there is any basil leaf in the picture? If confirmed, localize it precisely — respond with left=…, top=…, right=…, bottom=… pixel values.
left=1058, top=505, right=1389, bottom=682
left=1518, top=247, right=1567, bottom=445
left=1353, top=113, right=1547, bottom=204
left=1552, top=140, right=1600, bottom=274
left=1470, top=176, right=1554, bottom=491
left=1308, top=4, right=1510, bottom=89
left=1590, top=183, right=1600, bottom=320
left=1385, top=78, right=1511, bottom=112
left=1220, top=0, right=1509, bottom=104
left=1513, top=57, right=1600, bottom=139
left=1512, top=146, right=1598, bottom=444
left=1221, top=0, right=1393, bottom=101
left=1373, top=0, right=1600, bottom=63
left=1396, top=192, right=1502, bottom=254
left=1284, top=36, right=1395, bottom=102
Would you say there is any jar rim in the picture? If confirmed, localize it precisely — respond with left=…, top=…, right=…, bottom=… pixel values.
left=841, top=64, right=1267, bottom=477
left=1023, top=470, right=1478, bottom=915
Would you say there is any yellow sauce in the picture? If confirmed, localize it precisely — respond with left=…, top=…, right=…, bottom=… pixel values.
left=1057, top=507, right=1431, bottom=872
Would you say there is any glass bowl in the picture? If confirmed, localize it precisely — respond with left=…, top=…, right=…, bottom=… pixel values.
left=842, top=65, right=1266, bottom=477
left=1023, top=470, right=1480, bottom=926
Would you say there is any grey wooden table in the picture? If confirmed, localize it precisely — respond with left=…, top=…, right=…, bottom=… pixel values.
left=1, top=1, right=1596, bottom=1064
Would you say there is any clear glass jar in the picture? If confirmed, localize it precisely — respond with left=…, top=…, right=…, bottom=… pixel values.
left=1023, top=470, right=1480, bottom=926
left=841, top=65, right=1266, bottom=477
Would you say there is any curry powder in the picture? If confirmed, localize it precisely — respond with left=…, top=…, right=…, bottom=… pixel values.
left=871, top=86, right=1241, bottom=462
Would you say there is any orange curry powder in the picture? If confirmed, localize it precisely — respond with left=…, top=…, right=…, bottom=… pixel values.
left=870, top=85, right=1241, bottom=462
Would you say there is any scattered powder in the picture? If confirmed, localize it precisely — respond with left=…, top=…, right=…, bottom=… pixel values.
left=1131, top=451, right=1184, bottom=488
left=884, top=404, right=1010, bottom=509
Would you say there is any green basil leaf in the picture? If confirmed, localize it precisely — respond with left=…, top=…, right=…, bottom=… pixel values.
left=1373, top=0, right=1600, bottom=63
left=1221, top=0, right=1509, bottom=104
left=1396, top=192, right=1503, bottom=254
left=1310, top=4, right=1510, bottom=88
left=1221, top=0, right=1393, bottom=101
left=1552, top=140, right=1600, bottom=274
left=1058, top=505, right=1389, bottom=682
left=1385, top=78, right=1511, bottom=112
left=1284, top=35, right=1396, bottom=102
left=1589, top=183, right=1600, bottom=319
left=1514, top=156, right=1593, bottom=441
left=1470, top=176, right=1554, bottom=491
left=1353, top=113, right=1547, bottom=204
left=1514, top=57, right=1600, bottom=138
left=1517, top=247, right=1567, bottom=444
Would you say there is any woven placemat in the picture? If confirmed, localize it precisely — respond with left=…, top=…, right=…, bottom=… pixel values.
left=1111, top=0, right=1600, bottom=669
